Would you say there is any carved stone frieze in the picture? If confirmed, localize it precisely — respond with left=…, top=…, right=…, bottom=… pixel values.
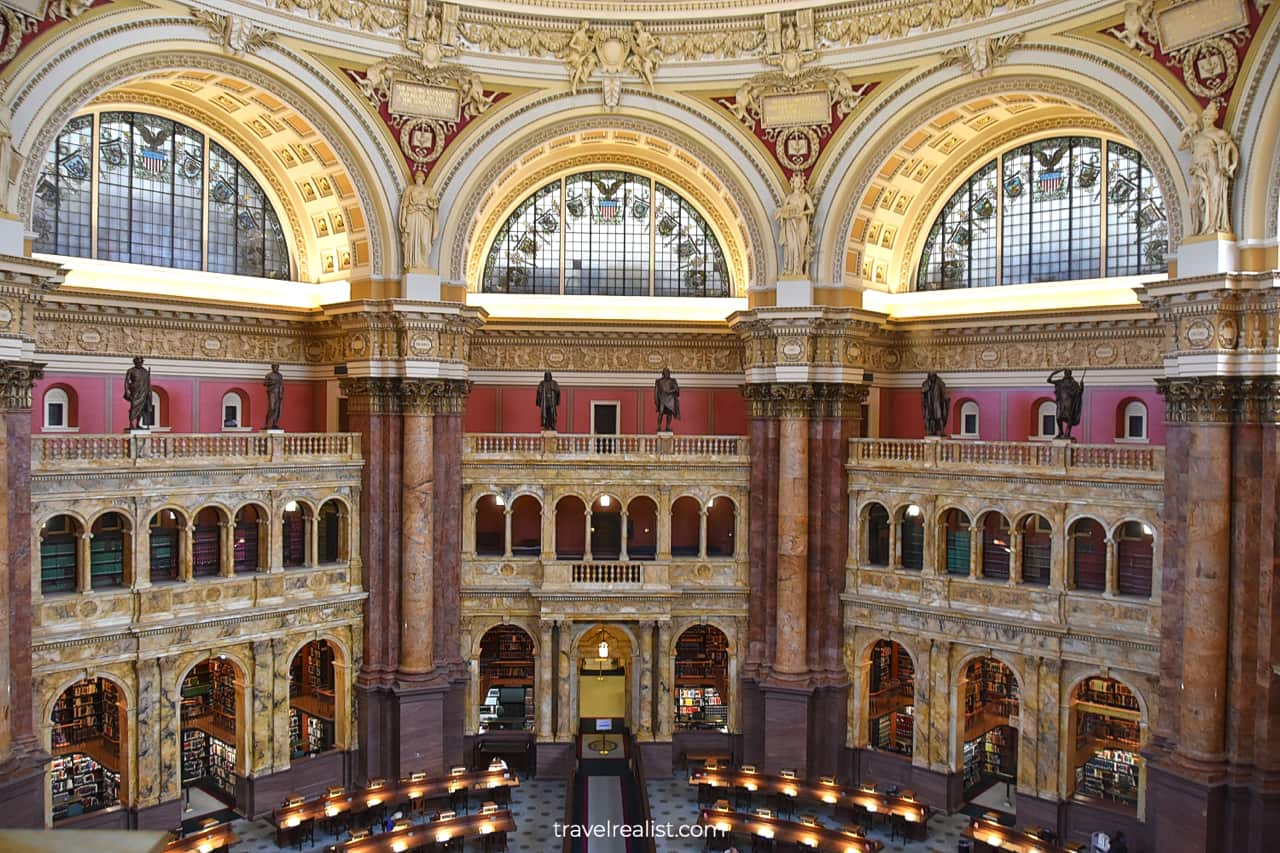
left=732, top=308, right=882, bottom=373
left=468, top=326, right=743, bottom=374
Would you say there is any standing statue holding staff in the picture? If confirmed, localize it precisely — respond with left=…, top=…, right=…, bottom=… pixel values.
left=654, top=368, right=681, bottom=432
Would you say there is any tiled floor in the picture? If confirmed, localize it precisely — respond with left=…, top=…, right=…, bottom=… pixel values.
left=221, top=773, right=972, bottom=852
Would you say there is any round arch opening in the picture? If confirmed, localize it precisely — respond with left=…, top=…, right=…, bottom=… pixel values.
left=179, top=657, right=243, bottom=815
left=478, top=625, right=536, bottom=734
left=674, top=625, right=729, bottom=732
left=289, top=640, right=340, bottom=758
left=867, top=640, right=914, bottom=757
left=960, top=657, right=1019, bottom=804
left=1069, top=675, right=1144, bottom=814
left=50, top=676, right=127, bottom=822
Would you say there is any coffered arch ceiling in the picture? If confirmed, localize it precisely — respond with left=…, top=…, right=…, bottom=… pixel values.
left=6, top=9, right=400, bottom=285
left=87, top=73, right=370, bottom=284
left=823, top=69, right=1190, bottom=293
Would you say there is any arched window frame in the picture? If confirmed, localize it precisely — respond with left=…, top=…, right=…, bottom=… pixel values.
left=1119, top=400, right=1148, bottom=442
left=43, top=387, right=75, bottom=431
left=1036, top=400, right=1058, bottom=439
left=915, top=135, right=1167, bottom=290
left=958, top=400, right=980, bottom=438
left=32, top=111, right=291, bottom=280
left=481, top=169, right=732, bottom=298
left=220, top=390, right=247, bottom=431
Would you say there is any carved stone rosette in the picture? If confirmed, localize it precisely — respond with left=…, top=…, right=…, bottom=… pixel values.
left=0, top=360, right=44, bottom=411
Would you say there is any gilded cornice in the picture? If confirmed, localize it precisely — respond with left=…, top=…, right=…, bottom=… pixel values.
left=1138, top=272, right=1280, bottom=361
left=315, top=303, right=483, bottom=364
left=259, top=0, right=1041, bottom=60
left=732, top=307, right=883, bottom=374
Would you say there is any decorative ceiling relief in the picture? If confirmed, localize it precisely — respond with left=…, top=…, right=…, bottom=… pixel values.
left=346, top=55, right=506, bottom=176
left=191, top=9, right=278, bottom=56
left=264, top=0, right=1040, bottom=63
left=559, top=20, right=662, bottom=109
left=0, top=0, right=109, bottom=71
left=941, top=33, right=1023, bottom=78
left=711, top=12, right=876, bottom=182
left=1103, top=0, right=1273, bottom=123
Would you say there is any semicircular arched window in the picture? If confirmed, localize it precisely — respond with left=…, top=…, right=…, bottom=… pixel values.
left=32, top=111, right=290, bottom=280
left=915, top=136, right=1165, bottom=290
left=482, top=169, right=730, bottom=297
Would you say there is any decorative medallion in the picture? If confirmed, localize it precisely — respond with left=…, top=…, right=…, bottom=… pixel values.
left=1184, top=317, right=1213, bottom=348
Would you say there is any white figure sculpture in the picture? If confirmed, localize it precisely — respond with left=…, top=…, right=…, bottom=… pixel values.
left=776, top=172, right=815, bottom=277
left=400, top=171, right=439, bottom=272
left=1179, top=101, right=1239, bottom=235
left=563, top=20, right=597, bottom=94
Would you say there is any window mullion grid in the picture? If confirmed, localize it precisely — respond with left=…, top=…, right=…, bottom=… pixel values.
left=201, top=137, right=210, bottom=271
left=559, top=177, right=567, bottom=295
left=89, top=112, right=100, bottom=259
left=1099, top=139, right=1108, bottom=278
left=649, top=177, right=655, bottom=297
left=995, top=157, right=1004, bottom=286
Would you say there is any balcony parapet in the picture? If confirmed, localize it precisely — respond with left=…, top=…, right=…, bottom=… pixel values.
left=33, top=432, right=361, bottom=471
left=464, top=432, right=748, bottom=462
left=850, top=437, right=1163, bottom=482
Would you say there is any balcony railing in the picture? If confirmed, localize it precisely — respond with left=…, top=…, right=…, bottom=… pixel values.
left=572, top=562, right=643, bottom=584
left=850, top=437, right=1163, bottom=480
left=464, top=432, right=748, bottom=460
left=34, top=432, right=362, bottom=470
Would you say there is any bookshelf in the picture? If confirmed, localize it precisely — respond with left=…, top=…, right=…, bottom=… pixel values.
left=89, top=530, right=125, bottom=589
left=51, top=752, right=120, bottom=821
left=282, top=513, right=306, bottom=566
left=963, top=658, right=1019, bottom=732
left=674, top=626, right=729, bottom=730
left=207, top=736, right=236, bottom=799
left=40, top=532, right=77, bottom=594
left=233, top=518, right=259, bottom=571
left=192, top=525, right=220, bottom=577
left=181, top=728, right=206, bottom=784
left=1077, top=748, right=1139, bottom=806
left=963, top=725, right=1013, bottom=795
left=52, top=679, right=120, bottom=755
left=945, top=528, right=970, bottom=574
left=150, top=526, right=179, bottom=581
left=289, top=641, right=337, bottom=754
left=676, top=686, right=726, bottom=729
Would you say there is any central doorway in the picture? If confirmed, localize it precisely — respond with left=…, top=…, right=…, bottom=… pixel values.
left=578, top=625, right=631, bottom=735
left=592, top=401, right=619, bottom=453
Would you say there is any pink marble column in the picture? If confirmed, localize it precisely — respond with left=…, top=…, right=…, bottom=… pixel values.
left=399, top=397, right=435, bottom=676
left=774, top=399, right=809, bottom=678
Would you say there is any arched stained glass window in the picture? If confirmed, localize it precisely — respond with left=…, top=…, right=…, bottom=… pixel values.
left=482, top=169, right=730, bottom=297
left=915, top=136, right=1166, bottom=290
left=32, top=111, right=290, bottom=280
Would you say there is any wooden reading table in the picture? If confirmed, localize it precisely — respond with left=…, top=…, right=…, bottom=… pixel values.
left=698, top=807, right=884, bottom=852
left=690, top=768, right=930, bottom=827
left=963, top=818, right=1087, bottom=852
left=165, top=822, right=238, bottom=852
left=273, top=768, right=519, bottom=845
left=327, top=808, right=517, bottom=852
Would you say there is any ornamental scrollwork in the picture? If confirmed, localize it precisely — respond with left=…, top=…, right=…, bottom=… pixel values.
left=559, top=20, right=662, bottom=109
left=190, top=9, right=278, bottom=56
left=941, top=33, right=1023, bottom=78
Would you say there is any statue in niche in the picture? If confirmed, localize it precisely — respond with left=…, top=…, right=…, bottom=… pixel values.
left=1048, top=368, right=1084, bottom=440
left=264, top=363, right=284, bottom=430
left=1179, top=101, right=1239, bottom=235
left=654, top=368, right=681, bottom=432
left=776, top=172, right=815, bottom=277
left=536, top=371, right=560, bottom=431
left=124, top=356, right=152, bottom=431
left=921, top=372, right=950, bottom=437
left=399, top=171, right=439, bottom=272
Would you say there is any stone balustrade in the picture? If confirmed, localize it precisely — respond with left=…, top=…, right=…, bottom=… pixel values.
left=463, top=432, right=748, bottom=461
left=850, top=437, right=1163, bottom=481
left=34, top=431, right=361, bottom=470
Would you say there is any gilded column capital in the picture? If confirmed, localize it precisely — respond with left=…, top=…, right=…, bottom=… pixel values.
left=0, top=360, right=44, bottom=411
left=339, top=377, right=403, bottom=415
left=1155, top=376, right=1280, bottom=424
left=399, top=378, right=472, bottom=415
left=742, top=380, right=868, bottom=419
